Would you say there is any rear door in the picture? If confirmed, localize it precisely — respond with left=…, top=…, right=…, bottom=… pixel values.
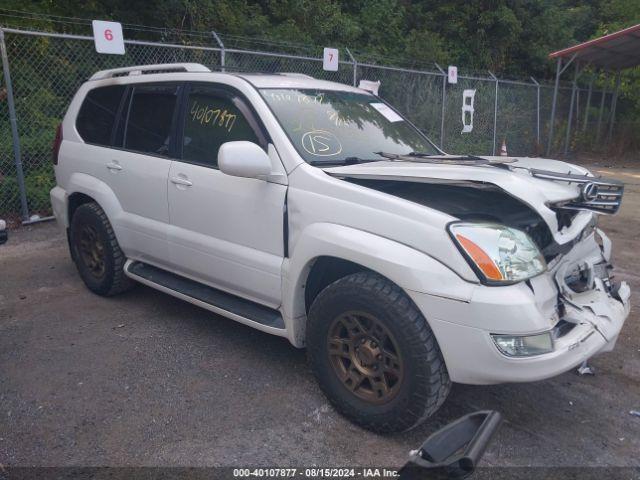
left=105, top=82, right=181, bottom=264
left=167, top=83, right=286, bottom=307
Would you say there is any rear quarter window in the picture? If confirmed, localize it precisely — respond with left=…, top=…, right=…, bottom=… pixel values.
left=76, top=85, right=126, bottom=146
left=124, top=84, right=179, bottom=156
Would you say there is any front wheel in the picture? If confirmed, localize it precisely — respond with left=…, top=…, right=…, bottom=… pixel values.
left=307, top=272, right=451, bottom=433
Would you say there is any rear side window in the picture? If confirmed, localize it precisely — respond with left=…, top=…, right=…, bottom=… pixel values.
left=76, top=85, right=125, bottom=146
left=181, top=85, right=261, bottom=168
left=124, top=84, right=179, bottom=156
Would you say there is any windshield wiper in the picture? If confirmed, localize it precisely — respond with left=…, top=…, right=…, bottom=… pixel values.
left=309, top=156, right=380, bottom=166
left=375, top=151, right=514, bottom=167
left=407, top=151, right=444, bottom=157
left=408, top=151, right=495, bottom=163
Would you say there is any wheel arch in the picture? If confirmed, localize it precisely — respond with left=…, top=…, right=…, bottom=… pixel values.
left=304, top=256, right=372, bottom=313
left=68, top=191, right=95, bottom=223
left=282, top=223, right=475, bottom=347
left=65, top=173, right=124, bottom=226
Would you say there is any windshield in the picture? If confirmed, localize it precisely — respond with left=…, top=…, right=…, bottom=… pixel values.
left=259, top=88, right=439, bottom=164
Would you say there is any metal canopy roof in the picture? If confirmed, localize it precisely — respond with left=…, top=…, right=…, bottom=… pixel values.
left=549, top=24, right=640, bottom=70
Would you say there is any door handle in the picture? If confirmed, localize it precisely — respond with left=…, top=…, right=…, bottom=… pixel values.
left=170, top=176, right=193, bottom=187
left=106, top=161, right=123, bottom=171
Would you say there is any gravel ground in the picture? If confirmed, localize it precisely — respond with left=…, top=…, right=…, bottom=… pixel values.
left=0, top=163, right=639, bottom=473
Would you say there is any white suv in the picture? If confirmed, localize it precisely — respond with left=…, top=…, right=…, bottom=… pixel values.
left=51, top=63, right=630, bottom=433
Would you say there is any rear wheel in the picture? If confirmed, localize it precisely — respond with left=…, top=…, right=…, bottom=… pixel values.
left=70, top=202, right=133, bottom=296
left=307, top=271, right=450, bottom=433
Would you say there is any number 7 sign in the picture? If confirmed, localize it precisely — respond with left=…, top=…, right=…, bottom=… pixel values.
left=92, top=20, right=125, bottom=55
left=323, top=47, right=339, bottom=71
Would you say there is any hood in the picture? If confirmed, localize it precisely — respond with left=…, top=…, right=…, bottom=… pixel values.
left=324, top=156, right=620, bottom=247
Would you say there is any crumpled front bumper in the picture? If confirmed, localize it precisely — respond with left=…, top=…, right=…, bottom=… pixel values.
left=407, top=228, right=631, bottom=385
left=553, top=227, right=630, bottom=352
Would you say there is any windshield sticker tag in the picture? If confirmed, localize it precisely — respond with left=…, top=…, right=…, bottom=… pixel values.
left=461, top=89, right=475, bottom=133
left=301, top=130, right=342, bottom=156
left=370, top=103, right=403, bottom=123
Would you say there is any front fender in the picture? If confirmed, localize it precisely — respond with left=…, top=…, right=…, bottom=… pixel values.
left=282, top=223, right=476, bottom=346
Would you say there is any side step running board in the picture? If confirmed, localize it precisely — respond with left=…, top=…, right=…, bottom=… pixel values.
left=124, top=260, right=286, bottom=332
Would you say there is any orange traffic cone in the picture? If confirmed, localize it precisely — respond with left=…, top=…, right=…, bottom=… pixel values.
left=500, top=138, right=508, bottom=156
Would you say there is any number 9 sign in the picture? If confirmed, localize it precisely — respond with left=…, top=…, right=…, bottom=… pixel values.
left=92, top=20, right=125, bottom=55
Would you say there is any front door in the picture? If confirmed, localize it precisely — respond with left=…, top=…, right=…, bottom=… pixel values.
left=167, top=83, right=286, bottom=308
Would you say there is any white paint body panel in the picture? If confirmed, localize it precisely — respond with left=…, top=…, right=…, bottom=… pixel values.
left=52, top=69, right=630, bottom=386
left=166, top=160, right=285, bottom=307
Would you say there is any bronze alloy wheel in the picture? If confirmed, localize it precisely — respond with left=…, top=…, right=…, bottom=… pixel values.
left=78, top=224, right=106, bottom=279
left=327, top=311, right=404, bottom=404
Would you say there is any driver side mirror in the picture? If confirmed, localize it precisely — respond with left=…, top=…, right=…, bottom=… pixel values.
left=218, top=141, right=272, bottom=180
left=398, top=410, right=502, bottom=479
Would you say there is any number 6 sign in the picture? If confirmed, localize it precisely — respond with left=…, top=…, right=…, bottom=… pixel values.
left=92, top=20, right=125, bottom=55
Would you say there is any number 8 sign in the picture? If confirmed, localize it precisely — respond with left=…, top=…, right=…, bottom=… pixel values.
left=92, top=20, right=125, bottom=55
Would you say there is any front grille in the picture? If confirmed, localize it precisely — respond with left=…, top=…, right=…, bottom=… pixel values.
left=530, top=168, right=624, bottom=215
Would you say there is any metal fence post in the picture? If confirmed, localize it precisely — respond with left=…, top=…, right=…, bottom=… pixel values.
left=0, top=28, right=29, bottom=221
left=564, top=62, right=580, bottom=155
left=582, top=75, right=594, bottom=132
left=212, top=31, right=225, bottom=71
left=607, top=71, right=621, bottom=144
left=530, top=77, right=540, bottom=148
left=346, top=48, right=357, bottom=87
left=596, top=72, right=608, bottom=142
left=488, top=71, right=498, bottom=155
left=546, top=57, right=563, bottom=155
left=434, top=63, right=446, bottom=149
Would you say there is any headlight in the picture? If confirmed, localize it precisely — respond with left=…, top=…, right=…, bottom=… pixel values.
left=491, top=332, right=554, bottom=357
left=449, top=223, right=546, bottom=284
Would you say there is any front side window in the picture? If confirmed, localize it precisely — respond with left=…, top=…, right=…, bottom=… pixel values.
left=181, top=85, right=260, bottom=168
left=259, top=89, right=438, bottom=164
left=76, top=85, right=126, bottom=146
left=124, top=84, right=179, bottom=156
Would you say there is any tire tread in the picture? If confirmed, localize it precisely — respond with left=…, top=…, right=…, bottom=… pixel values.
left=307, top=271, right=451, bottom=433
left=71, top=202, right=133, bottom=296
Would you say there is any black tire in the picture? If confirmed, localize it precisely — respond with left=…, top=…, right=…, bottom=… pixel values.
left=69, top=202, right=134, bottom=296
left=307, top=271, right=451, bottom=433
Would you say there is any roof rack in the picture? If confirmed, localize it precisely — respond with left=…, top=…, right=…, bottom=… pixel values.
left=90, top=63, right=211, bottom=81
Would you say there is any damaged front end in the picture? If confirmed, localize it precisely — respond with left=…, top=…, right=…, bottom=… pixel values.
left=339, top=166, right=624, bottom=268
left=325, top=159, right=630, bottom=380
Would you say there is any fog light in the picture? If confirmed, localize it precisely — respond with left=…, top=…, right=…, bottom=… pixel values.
left=491, top=332, right=554, bottom=357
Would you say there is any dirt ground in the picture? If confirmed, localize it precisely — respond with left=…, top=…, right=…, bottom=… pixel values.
left=1, top=162, right=639, bottom=473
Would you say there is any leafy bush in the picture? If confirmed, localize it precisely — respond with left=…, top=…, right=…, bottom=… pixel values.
left=0, top=165, right=55, bottom=216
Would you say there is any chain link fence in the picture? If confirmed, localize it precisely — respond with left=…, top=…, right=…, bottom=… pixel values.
left=0, top=26, right=615, bottom=224
left=356, top=64, right=444, bottom=144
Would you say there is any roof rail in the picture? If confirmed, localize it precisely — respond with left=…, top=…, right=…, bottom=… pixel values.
left=90, top=63, right=211, bottom=81
left=279, top=72, right=314, bottom=79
